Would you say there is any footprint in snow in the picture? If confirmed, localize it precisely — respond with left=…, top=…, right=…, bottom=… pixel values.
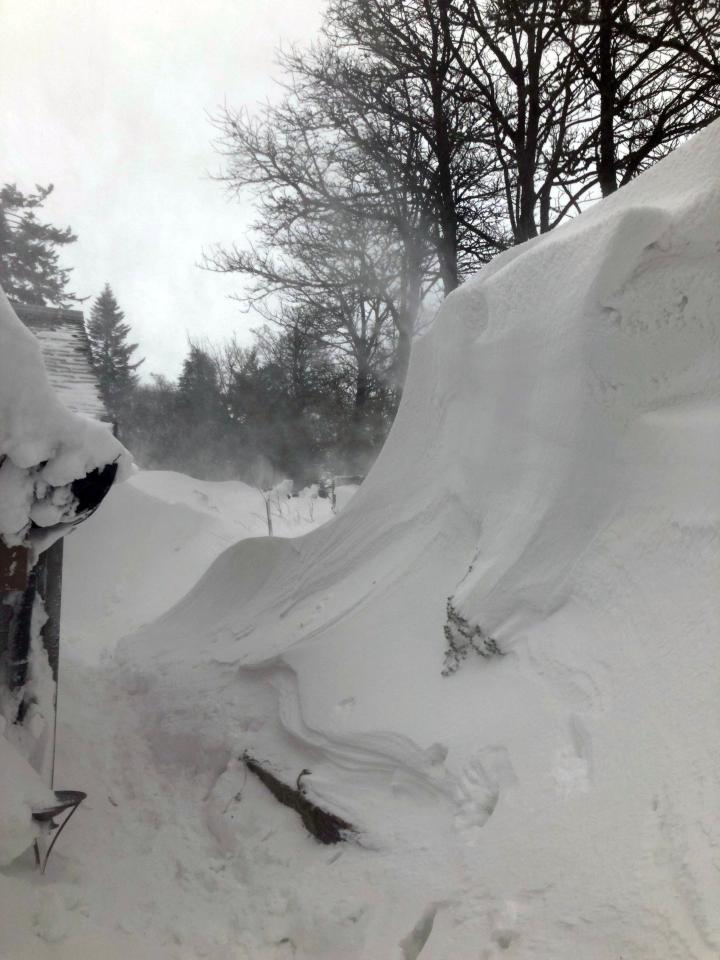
left=453, top=747, right=516, bottom=837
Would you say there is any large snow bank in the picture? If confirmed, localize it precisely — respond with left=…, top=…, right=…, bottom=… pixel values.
left=121, top=123, right=720, bottom=958
left=0, top=289, right=129, bottom=547
left=63, top=470, right=341, bottom=661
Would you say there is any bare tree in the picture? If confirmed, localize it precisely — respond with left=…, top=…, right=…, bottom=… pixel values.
left=560, top=0, right=720, bottom=196
left=205, top=0, right=720, bottom=477
left=320, top=0, right=509, bottom=290
left=443, top=0, right=594, bottom=242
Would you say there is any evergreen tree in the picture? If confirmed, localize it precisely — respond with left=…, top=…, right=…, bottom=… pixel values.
left=0, top=183, right=78, bottom=305
left=86, top=284, right=143, bottom=417
left=174, top=344, right=236, bottom=478
left=177, top=344, right=223, bottom=423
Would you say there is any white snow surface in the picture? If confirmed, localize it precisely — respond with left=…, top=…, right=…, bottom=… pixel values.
left=1, top=125, right=719, bottom=958
left=62, top=470, right=341, bottom=662
left=0, top=289, right=129, bottom=546
left=0, top=471, right=348, bottom=955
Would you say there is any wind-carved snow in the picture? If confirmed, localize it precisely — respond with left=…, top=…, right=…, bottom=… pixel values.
left=115, top=122, right=720, bottom=958
left=448, top=205, right=678, bottom=644
left=62, top=470, right=340, bottom=661
left=3, top=124, right=719, bottom=959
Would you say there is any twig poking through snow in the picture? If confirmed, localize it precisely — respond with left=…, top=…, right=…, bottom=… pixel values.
left=242, top=753, right=355, bottom=845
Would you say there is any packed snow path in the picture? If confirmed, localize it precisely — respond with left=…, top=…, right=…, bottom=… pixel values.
left=1, top=653, right=458, bottom=960
left=0, top=473, right=379, bottom=960
left=1, top=657, right=256, bottom=960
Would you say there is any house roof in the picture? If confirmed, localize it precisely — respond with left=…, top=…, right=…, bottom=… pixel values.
left=11, top=302, right=112, bottom=424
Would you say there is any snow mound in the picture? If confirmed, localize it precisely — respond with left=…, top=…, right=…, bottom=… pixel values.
left=122, top=123, right=720, bottom=957
left=63, top=470, right=339, bottom=661
left=0, top=288, right=129, bottom=547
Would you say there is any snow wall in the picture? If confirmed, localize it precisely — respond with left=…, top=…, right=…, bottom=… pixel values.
left=122, top=123, right=720, bottom=958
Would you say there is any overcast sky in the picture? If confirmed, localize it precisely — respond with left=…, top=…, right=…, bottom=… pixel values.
left=0, top=0, right=325, bottom=377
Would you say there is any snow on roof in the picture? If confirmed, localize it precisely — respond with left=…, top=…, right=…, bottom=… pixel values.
left=11, top=302, right=111, bottom=424
left=0, top=289, right=129, bottom=547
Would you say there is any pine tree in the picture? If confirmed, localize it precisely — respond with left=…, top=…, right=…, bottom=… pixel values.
left=177, top=345, right=223, bottom=423
left=0, top=183, right=77, bottom=305
left=174, top=344, right=236, bottom=478
left=86, top=284, right=143, bottom=416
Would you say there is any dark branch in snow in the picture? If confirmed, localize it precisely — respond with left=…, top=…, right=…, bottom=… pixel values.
left=242, top=753, right=355, bottom=845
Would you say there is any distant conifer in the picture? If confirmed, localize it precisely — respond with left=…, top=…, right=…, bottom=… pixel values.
left=0, top=183, right=77, bottom=306
left=86, top=284, right=143, bottom=416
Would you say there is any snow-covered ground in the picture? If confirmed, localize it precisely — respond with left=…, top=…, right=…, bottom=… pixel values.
left=2, top=122, right=720, bottom=959
left=1, top=471, right=349, bottom=958
left=62, top=470, right=338, bottom=662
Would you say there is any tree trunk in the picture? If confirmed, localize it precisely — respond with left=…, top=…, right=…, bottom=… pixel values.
left=395, top=325, right=413, bottom=396
left=515, top=158, right=539, bottom=243
left=515, top=37, right=541, bottom=244
left=433, top=0, right=460, bottom=294
left=597, top=0, right=618, bottom=196
left=353, top=363, right=370, bottom=416
left=393, top=241, right=423, bottom=393
left=437, top=212, right=459, bottom=294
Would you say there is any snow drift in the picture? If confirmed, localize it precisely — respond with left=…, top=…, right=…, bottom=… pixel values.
left=62, top=470, right=340, bottom=660
left=121, top=124, right=720, bottom=958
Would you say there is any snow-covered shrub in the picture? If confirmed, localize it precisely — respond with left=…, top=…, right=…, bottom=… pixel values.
left=442, top=598, right=503, bottom=675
